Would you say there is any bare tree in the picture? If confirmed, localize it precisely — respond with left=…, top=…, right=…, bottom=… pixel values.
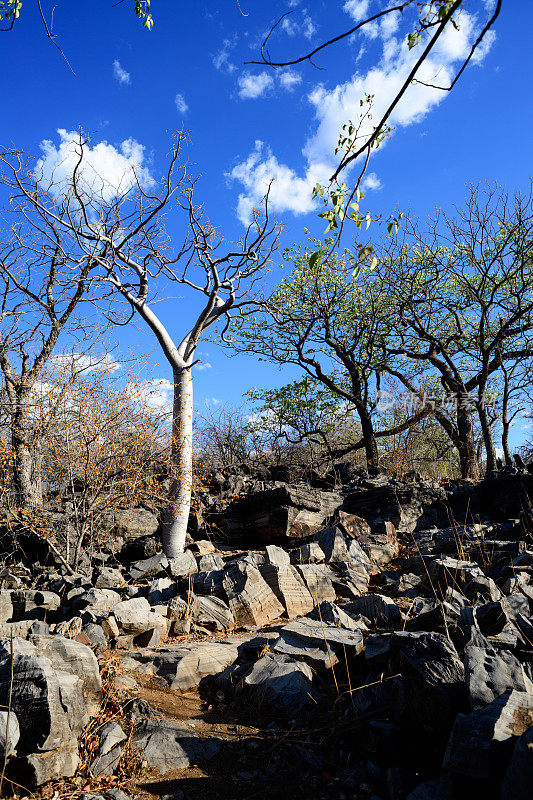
left=0, top=154, right=111, bottom=508
left=2, top=133, right=281, bottom=556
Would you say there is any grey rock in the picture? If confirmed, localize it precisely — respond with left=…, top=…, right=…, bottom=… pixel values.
left=444, top=689, right=533, bottom=779
left=74, top=588, right=122, bottom=614
left=168, top=550, right=198, bottom=580
left=94, top=567, right=124, bottom=589
left=500, top=725, right=533, bottom=800
left=0, top=710, right=20, bottom=756
left=237, top=652, right=322, bottom=720
left=390, top=632, right=465, bottom=746
left=90, top=744, right=121, bottom=777
left=294, top=564, right=336, bottom=604
left=223, top=561, right=284, bottom=627
left=98, top=721, right=127, bottom=756
left=0, top=591, right=13, bottom=623
left=465, top=645, right=533, bottom=710
left=345, top=593, right=401, bottom=626
left=13, top=745, right=79, bottom=786
left=147, top=577, right=177, bottom=605
left=314, top=526, right=353, bottom=563
left=29, top=635, right=103, bottom=734
left=197, top=552, right=224, bottom=571
left=187, top=593, right=234, bottom=631
left=272, top=612, right=364, bottom=669
left=129, top=553, right=169, bottom=581
left=264, top=545, right=291, bottom=566
left=134, top=628, right=161, bottom=648
left=133, top=717, right=220, bottom=772
left=123, top=640, right=242, bottom=690
left=115, top=508, right=159, bottom=540
left=259, top=564, right=314, bottom=618
left=193, top=569, right=225, bottom=596
left=112, top=597, right=169, bottom=637
left=290, top=542, right=325, bottom=564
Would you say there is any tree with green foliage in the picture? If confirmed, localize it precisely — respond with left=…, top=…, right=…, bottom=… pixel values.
left=375, top=182, right=533, bottom=478
left=229, top=235, right=427, bottom=474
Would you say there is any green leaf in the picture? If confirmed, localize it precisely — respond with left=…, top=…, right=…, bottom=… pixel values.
left=308, top=250, right=321, bottom=270
left=407, top=31, right=421, bottom=50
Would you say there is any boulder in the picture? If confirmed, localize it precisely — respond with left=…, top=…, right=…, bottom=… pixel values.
left=465, top=645, right=533, bottom=710
left=0, top=636, right=100, bottom=786
left=115, top=508, right=159, bottom=540
left=345, top=593, right=401, bottom=626
left=443, top=689, right=533, bottom=779
left=112, top=597, right=169, bottom=638
left=223, top=561, right=284, bottom=627
left=226, top=484, right=343, bottom=543
left=93, top=567, right=124, bottom=589
left=133, top=717, right=220, bottom=773
left=501, top=725, right=533, bottom=800
left=290, top=542, right=325, bottom=564
left=294, top=565, right=337, bottom=604
left=168, top=550, right=198, bottom=580
left=0, top=710, right=20, bottom=756
left=390, top=632, right=466, bottom=751
left=259, top=564, right=315, bottom=618
left=122, top=639, right=241, bottom=690
left=237, top=652, right=322, bottom=720
left=272, top=613, right=364, bottom=669
left=129, top=553, right=169, bottom=581
left=187, top=593, right=234, bottom=631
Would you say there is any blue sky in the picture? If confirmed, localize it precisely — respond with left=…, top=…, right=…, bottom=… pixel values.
left=1, top=1, right=532, bottom=444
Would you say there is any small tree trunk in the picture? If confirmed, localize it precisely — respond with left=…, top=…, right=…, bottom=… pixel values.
left=162, top=366, right=193, bottom=558
left=477, top=401, right=497, bottom=473
left=12, top=408, right=42, bottom=508
left=359, top=408, right=380, bottom=475
left=501, top=370, right=513, bottom=466
left=502, top=422, right=512, bottom=465
left=456, top=396, right=477, bottom=480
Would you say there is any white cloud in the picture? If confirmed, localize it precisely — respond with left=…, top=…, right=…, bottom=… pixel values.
left=229, top=8, right=496, bottom=223
left=228, top=140, right=329, bottom=225
left=361, top=172, right=381, bottom=191
left=343, top=0, right=370, bottom=23
left=36, top=129, right=155, bottom=202
left=50, top=352, right=122, bottom=374
left=302, top=14, right=316, bottom=39
left=113, top=59, right=131, bottom=85
left=175, top=92, right=188, bottom=114
left=279, top=69, right=303, bottom=91
left=238, top=71, right=274, bottom=99
left=213, top=36, right=238, bottom=73
left=281, top=11, right=316, bottom=39
left=195, top=361, right=212, bottom=371
left=128, top=379, right=173, bottom=412
left=205, top=397, right=221, bottom=407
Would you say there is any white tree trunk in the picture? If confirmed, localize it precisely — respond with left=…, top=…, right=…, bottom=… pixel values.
left=161, top=366, right=194, bottom=557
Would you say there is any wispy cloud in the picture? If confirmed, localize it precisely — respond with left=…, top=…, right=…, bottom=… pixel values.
left=238, top=71, right=274, bottom=99
left=113, top=59, right=131, bottom=85
left=213, top=36, right=238, bottom=73
left=175, top=92, right=188, bottom=114
left=279, top=69, right=303, bottom=91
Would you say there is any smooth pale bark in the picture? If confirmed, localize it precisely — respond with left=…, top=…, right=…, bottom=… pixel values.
left=161, top=366, right=194, bottom=558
